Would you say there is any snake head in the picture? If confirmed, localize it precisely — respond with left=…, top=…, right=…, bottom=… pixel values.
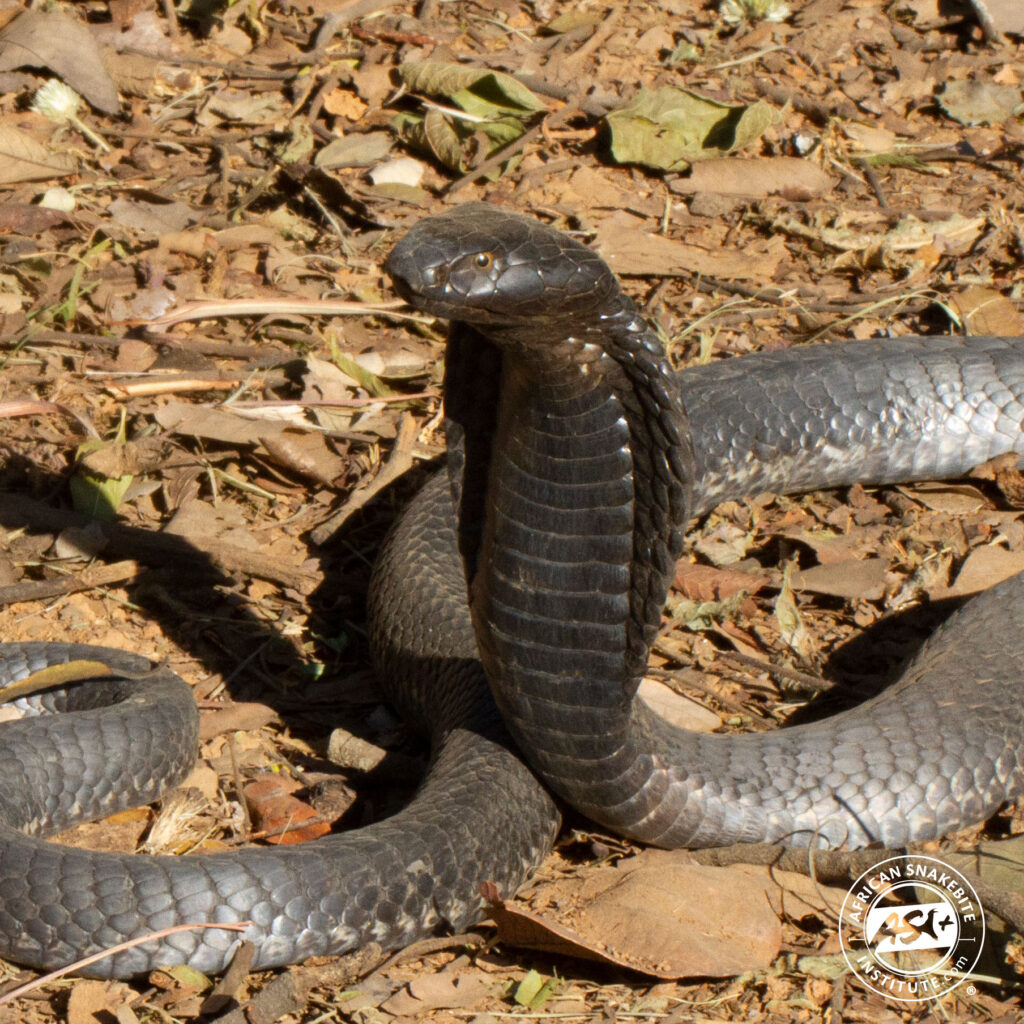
left=387, top=203, right=623, bottom=327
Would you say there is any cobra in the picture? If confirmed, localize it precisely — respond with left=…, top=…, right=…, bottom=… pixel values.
left=1, top=203, right=1022, bottom=977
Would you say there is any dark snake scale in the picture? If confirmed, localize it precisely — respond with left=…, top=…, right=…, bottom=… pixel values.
left=3, top=203, right=1024, bottom=977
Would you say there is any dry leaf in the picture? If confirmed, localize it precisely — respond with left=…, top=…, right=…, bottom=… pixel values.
left=0, top=8, right=119, bottom=113
left=674, top=561, right=769, bottom=601
left=936, top=545, right=1024, bottom=599
left=593, top=211, right=784, bottom=281
left=0, top=117, right=76, bottom=184
left=381, top=971, right=494, bottom=1015
left=487, top=852, right=784, bottom=978
left=673, top=157, right=833, bottom=199
left=244, top=775, right=331, bottom=844
left=793, top=558, right=891, bottom=601
left=950, top=286, right=1024, bottom=337
left=66, top=979, right=136, bottom=1024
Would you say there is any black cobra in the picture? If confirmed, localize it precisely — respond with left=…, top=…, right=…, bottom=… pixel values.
left=3, top=203, right=1024, bottom=977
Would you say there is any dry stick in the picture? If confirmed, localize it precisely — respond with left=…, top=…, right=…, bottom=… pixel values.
left=10, top=328, right=296, bottom=364
left=508, top=72, right=612, bottom=118
left=310, top=412, right=419, bottom=545
left=160, top=0, right=179, bottom=37
left=0, top=495, right=321, bottom=594
left=713, top=649, right=834, bottom=696
left=139, top=297, right=413, bottom=332
left=557, top=7, right=623, bottom=76
left=0, top=560, right=141, bottom=609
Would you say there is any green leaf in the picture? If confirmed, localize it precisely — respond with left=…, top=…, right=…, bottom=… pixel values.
left=71, top=409, right=133, bottom=521
left=160, top=963, right=213, bottom=990
left=399, top=61, right=546, bottom=113
left=513, top=969, right=558, bottom=1009
left=69, top=471, right=133, bottom=520
left=605, top=87, right=781, bottom=172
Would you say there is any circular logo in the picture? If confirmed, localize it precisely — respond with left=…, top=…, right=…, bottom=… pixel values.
left=839, top=855, right=985, bottom=1002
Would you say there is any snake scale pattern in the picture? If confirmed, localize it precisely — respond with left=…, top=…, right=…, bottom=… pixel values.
left=1, top=203, right=1023, bottom=977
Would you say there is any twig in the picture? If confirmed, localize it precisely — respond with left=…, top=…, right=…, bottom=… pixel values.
left=0, top=560, right=141, bottom=609
left=137, top=297, right=418, bottom=332
left=160, top=0, right=179, bottom=38
left=713, top=649, right=833, bottom=696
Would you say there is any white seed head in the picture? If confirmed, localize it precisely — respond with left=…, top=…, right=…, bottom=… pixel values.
left=32, top=79, right=83, bottom=123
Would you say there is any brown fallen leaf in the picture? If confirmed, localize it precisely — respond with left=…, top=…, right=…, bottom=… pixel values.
left=671, top=157, right=833, bottom=200
left=897, top=481, right=990, bottom=514
left=674, top=561, right=770, bottom=601
left=0, top=202, right=70, bottom=233
left=792, top=557, right=892, bottom=601
left=0, top=8, right=119, bottom=113
left=260, top=429, right=348, bottom=486
left=56, top=811, right=149, bottom=856
left=66, top=979, right=136, bottom=1024
left=380, top=971, right=494, bottom=1015
left=0, top=118, right=77, bottom=185
left=486, top=851, right=784, bottom=978
left=155, top=400, right=296, bottom=446
left=638, top=676, right=721, bottom=732
left=951, top=286, right=1024, bottom=338
left=244, top=775, right=331, bottom=845
left=592, top=211, right=784, bottom=281
left=934, top=545, right=1024, bottom=599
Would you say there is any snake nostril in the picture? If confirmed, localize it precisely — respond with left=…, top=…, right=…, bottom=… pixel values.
left=424, top=264, right=449, bottom=288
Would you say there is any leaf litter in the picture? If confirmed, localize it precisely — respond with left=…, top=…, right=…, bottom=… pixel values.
left=0, top=0, right=1022, bottom=1021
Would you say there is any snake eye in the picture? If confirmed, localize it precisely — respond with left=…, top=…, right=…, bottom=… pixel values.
left=474, top=251, right=494, bottom=269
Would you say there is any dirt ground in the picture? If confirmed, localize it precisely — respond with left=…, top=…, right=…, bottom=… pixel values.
left=0, top=0, right=1023, bottom=1021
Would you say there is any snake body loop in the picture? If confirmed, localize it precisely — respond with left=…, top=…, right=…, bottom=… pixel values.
left=388, top=203, right=1024, bottom=850
left=2, top=203, right=1024, bottom=976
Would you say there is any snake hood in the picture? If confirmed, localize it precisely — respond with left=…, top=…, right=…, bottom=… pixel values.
left=387, top=203, right=621, bottom=327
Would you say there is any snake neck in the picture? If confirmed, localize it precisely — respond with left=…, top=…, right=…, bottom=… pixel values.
left=446, top=306, right=693, bottom=748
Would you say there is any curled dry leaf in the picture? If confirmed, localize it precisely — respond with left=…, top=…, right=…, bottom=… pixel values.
left=260, top=430, right=348, bottom=486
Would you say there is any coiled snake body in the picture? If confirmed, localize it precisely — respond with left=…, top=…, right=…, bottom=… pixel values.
left=3, top=204, right=1024, bottom=977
